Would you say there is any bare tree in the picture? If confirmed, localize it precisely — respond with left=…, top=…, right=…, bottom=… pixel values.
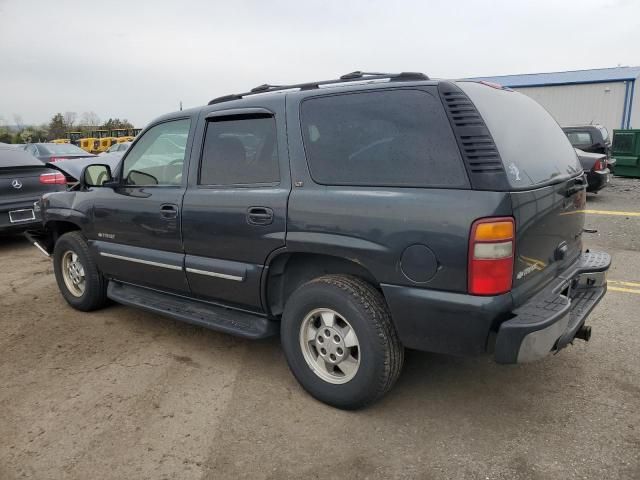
left=63, top=111, right=77, bottom=129
left=79, top=111, right=101, bottom=127
left=12, top=114, right=24, bottom=130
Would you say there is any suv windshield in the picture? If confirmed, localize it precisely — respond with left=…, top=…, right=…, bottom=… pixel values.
left=458, top=82, right=581, bottom=188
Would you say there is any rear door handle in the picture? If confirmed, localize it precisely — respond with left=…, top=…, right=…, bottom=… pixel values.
left=247, top=206, right=274, bottom=225
left=160, top=203, right=178, bottom=218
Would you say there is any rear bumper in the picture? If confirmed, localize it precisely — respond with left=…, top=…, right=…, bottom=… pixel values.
left=382, top=283, right=512, bottom=355
left=586, top=169, right=609, bottom=192
left=495, top=251, right=611, bottom=364
left=0, top=199, right=42, bottom=232
left=382, top=251, right=610, bottom=360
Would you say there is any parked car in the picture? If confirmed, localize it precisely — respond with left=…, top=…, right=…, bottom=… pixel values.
left=100, top=141, right=132, bottom=156
left=575, top=148, right=609, bottom=192
left=562, top=124, right=616, bottom=172
left=27, top=72, right=610, bottom=409
left=20, top=143, right=96, bottom=164
left=46, top=154, right=123, bottom=188
left=0, top=146, right=66, bottom=233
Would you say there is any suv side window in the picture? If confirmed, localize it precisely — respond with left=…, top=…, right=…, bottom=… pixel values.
left=199, top=115, right=279, bottom=186
left=122, top=119, right=190, bottom=186
left=300, top=89, right=468, bottom=188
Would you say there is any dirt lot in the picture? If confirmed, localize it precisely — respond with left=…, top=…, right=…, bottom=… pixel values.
left=1, top=177, right=639, bottom=480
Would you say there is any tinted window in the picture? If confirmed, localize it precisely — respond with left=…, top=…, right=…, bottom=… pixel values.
left=122, top=119, right=190, bottom=186
left=459, top=82, right=581, bottom=188
left=300, top=90, right=467, bottom=187
left=597, top=125, right=609, bottom=141
left=199, top=116, right=279, bottom=185
left=566, top=131, right=592, bottom=146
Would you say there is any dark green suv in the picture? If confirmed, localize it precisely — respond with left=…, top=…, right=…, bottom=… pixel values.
left=28, top=72, right=610, bottom=409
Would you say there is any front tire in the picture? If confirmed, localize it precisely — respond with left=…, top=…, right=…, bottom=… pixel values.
left=281, top=275, right=404, bottom=410
left=53, top=231, right=108, bottom=311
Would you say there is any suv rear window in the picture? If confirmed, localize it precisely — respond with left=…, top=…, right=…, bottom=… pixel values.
left=300, top=89, right=468, bottom=188
left=458, top=82, right=581, bottom=188
left=566, top=131, right=592, bottom=146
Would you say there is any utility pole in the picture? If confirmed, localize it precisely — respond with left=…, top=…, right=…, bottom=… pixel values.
left=179, top=101, right=183, bottom=111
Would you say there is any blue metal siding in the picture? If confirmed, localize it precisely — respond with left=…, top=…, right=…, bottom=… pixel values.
left=469, top=66, right=640, bottom=88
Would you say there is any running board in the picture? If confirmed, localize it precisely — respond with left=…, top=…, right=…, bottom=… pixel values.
left=107, top=281, right=278, bottom=339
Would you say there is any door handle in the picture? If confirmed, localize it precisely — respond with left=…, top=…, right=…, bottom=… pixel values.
left=160, top=204, right=178, bottom=218
left=247, top=206, right=274, bottom=225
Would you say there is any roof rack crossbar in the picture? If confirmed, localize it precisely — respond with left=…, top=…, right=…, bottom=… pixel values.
left=208, top=71, right=429, bottom=105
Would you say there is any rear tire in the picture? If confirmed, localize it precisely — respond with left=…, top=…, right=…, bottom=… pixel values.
left=53, top=231, right=108, bottom=311
left=281, top=274, right=403, bottom=410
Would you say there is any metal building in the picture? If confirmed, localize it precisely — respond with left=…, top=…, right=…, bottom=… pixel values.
left=471, top=66, right=640, bottom=135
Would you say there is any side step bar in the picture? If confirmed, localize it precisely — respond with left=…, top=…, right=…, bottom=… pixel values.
left=24, top=229, right=53, bottom=257
left=107, top=281, right=278, bottom=339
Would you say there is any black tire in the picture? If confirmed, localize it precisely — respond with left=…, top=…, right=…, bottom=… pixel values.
left=281, top=274, right=404, bottom=410
left=53, top=231, right=108, bottom=311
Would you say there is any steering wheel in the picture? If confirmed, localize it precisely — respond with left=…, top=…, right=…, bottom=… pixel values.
left=162, top=159, right=183, bottom=184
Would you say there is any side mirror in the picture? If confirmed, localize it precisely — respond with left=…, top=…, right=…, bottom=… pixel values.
left=81, top=164, right=114, bottom=188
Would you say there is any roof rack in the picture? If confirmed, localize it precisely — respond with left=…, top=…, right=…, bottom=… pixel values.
left=207, top=71, right=429, bottom=105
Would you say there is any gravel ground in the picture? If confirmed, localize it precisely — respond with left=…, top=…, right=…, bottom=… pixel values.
left=1, top=176, right=639, bottom=479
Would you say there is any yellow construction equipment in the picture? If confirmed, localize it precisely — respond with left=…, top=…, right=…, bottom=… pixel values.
left=110, top=128, right=134, bottom=143
left=67, top=131, right=83, bottom=146
left=76, top=128, right=140, bottom=153
left=78, top=134, right=97, bottom=153
left=76, top=129, right=107, bottom=154
left=52, top=130, right=85, bottom=145
left=93, top=130, right=113, bottom=153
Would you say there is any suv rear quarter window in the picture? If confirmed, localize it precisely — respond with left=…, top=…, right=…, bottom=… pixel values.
left=458, top=81, right=581, bottom=188
left=300, top=89, right=469, bottom=188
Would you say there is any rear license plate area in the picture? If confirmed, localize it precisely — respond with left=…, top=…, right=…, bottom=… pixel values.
left=9, top=208, right=35, bottom=223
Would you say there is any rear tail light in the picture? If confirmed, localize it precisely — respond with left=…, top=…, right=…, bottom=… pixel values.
left=468, top=217, right=515, bottom=295
left=479, top=80, right=504, bottom=89
left=593, top=159, right=605, bottom=171
left=39, top=172, right=67, bottom=185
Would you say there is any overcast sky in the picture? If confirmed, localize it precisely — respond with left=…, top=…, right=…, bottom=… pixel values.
left=1, top=0, right=638, bottom=127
